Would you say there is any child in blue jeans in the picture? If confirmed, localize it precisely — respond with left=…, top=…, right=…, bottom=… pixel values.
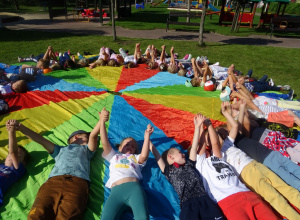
left=100, top=107, right=153, bottom=220
left=149, top=114, right=224, bottom=220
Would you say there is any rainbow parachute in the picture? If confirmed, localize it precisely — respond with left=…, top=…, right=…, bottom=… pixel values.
left=0, top=63, right=225, bottom=219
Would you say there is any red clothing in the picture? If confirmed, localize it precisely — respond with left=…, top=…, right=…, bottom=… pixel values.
left=218, top=191, right=280, bottom=220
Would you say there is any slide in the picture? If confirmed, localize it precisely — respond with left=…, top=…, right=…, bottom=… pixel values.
left=208, top=3, right=220, bottom=12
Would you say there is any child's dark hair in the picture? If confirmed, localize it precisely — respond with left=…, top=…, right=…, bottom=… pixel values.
left=162, top=149, right=171, bottom=165
left=124, top=62, right=135, bottom=69
left=116, top=137, right=138, bottom=154
left=65, top=59, right=76, bottom=69
left=190, top=78, right=200, bottom=87
left=148, top=61, right=157, bottom=70
left=18, top=145, right=30, bottom=165
left=14, top=80, right=28, bottom=93
left=159, top=63, right=167, bottom=71
left=39, top=59, right=50, bottom=69
left=137, top=57, right=146, bottom=64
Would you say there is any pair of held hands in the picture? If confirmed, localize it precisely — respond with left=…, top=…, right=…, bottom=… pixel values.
left=221, top=100, right=247, bottom=115
left=99, top=108, right=154, bottom=136
left=6, top=119, right=20, bottom=131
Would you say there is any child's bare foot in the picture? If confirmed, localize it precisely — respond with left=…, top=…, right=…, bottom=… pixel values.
left=203, top=60, right=208, bottom=67
left=191, top=58, right=195, bottom=63
left=170, top=46, right=174, bottom=53
left=161, top=45, right=166, bottom=50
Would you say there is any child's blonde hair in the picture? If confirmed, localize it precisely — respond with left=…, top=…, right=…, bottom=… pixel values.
left=95, top=58, right=107, bottom=66
left=178, top=68, right=187, bottom=77
left=167, top=64, right=178, bottom=74
left=108, top=59, right=119, bottom=67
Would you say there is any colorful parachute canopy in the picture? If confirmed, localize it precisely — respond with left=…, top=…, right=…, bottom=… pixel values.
left=0, top=62, right=225, bottom=219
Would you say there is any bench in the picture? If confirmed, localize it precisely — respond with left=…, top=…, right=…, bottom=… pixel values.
left=166, top=11, right=202, bottom=32
left=268, top=16, right=300, bottom=38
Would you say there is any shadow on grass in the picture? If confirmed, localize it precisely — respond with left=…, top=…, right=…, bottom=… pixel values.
left=220, top=37, right=282, bottom=46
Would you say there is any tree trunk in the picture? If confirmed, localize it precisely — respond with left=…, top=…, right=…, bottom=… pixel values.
left=111, top=0, right=117, bottom=40
left=199, top=0, right=207, bottom=46
left=187, top=0, right=191, bottom=23
left=231, top=1, right=241, bottom=32
left=13, top=0, right=19, bottom=10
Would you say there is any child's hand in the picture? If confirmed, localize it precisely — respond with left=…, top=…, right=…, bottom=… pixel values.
left=194, top=113, right=207, bottom=127
left=221, top=101, right=231, bottom=115
left=99, top=107, right=110, bottom=122
left=230, top=90, right=238, bottom=98
left=6, top=119, right=19, bottom=131
left=145, top=124, right=154, bottom=136
left=239, top=99, right=247, bottom=108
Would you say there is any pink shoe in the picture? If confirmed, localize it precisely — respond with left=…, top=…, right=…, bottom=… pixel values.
left=183, top=54, right=189, bottom=60
left=55, top=51, right=59, bottom=57
left=105, top=47, right=110, bottom=54
left=68, top=49, right=71, bottom=55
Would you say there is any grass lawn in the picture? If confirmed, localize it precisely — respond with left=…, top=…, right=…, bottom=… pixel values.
left=0, top=28, right=299, bottom=96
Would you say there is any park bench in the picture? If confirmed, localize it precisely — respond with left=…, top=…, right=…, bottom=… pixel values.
left=166, top=11, right=202, bottom=32
left=268, top=16, right=300, bottom=38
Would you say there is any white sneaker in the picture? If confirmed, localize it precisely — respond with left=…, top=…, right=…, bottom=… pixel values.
left=196, top=56, right=201, bottom=62
left=213, top=62, right=219, bottom=66
left=268, top=78, right=274, bottom=86
left=186, top=54, right=192, bottom=62
left=282, top=85, right=291, bottom=90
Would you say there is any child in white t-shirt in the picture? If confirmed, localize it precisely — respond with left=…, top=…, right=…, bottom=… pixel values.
left=192, top=112, right=279, bottom=220
left=100, top=108, right=153, bottom=220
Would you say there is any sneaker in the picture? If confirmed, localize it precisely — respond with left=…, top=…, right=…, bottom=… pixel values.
left=18, top=56, right=23, bottom=62
left=268, top=78, right=274, bottom=86
left=196, top=56, right=201, bottom=62
left=213, top=62, right=219, bottom=66
left=278, top=85, right=291, bottom=91
left=282, top=85, right=291, bottom=91
left=247, top=69, right=253, bottom=78
left=29, top=54, right=34, bottom=58
left=77, top=52, right=81, bottom=57
left=59, top=52, right=62, bottom=57
left=287, top=89, right=294, bottom=100
left=119, top=48, right=127, bottom=58
left=186, top=54, right=192, bottom=62
left=183, top=54, right=189, bottom=60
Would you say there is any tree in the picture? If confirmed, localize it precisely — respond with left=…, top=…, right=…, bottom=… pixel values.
left=199, top=0, right=208, bottom=46
left=110, top=0, right=117, bottom=40
left=231, top=0, right=249, bottom=32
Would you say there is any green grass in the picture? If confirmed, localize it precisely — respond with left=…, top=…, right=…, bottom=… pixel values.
left=110, top=4, right=300, bottom=37
left=0, top=28, right=299, bottom=96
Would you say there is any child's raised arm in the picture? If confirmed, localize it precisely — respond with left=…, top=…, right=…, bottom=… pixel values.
left=6, top=120, right=20, bottom=169
left=206, top=117, right=222, bottom=158
left=138, top=124, right=154, bottom=164
left=237, top=99, right=250, bottom=137
left=221, top=102, right=238, bottom=140
left=88, top=114, right=102, bottom=152
left=18, top=121, right=55, bottom=154
left=190, top=113, right=207, bottom=161
left=149, top=141, right=165, bottom=172
left=99, top=107, right=112, bottom=156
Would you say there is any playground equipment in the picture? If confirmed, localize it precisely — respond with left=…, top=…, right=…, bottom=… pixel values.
left=136, top=2, right=145, bottom=9
left=219, top=0, right=257, bottom=28
left=81, top=9, right=109, bottom=21
left=257, top=0, right=290, bottom=27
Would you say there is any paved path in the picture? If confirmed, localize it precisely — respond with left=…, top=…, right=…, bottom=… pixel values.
left=2, top=12, right=300, bottom=48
